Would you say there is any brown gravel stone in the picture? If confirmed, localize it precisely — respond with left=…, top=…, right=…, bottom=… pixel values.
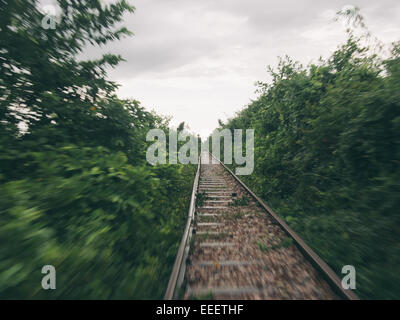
left=184, top=153, right=338, bottom=300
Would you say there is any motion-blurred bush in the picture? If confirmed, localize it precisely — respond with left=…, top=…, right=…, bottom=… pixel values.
left=217, top=10, right=400, bottom=299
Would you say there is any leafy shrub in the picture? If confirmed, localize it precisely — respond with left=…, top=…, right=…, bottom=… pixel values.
left=216, top=10, right=400, bottom=299
left=0, top=0, right=196, bottom=299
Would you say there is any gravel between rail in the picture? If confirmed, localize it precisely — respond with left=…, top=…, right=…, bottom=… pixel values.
left=184, top=153, right=338, bottom=300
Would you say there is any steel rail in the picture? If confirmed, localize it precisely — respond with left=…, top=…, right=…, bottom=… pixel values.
left=208, top=152, right=359, bottom=300
left=164, top=156, right=201, bottom=300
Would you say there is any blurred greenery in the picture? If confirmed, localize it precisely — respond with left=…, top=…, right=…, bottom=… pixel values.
left=216, top=8, right=400, bottom=299
left=0, top=0, right=195, bottom=299
left=2, top=1, right=399, bottom=300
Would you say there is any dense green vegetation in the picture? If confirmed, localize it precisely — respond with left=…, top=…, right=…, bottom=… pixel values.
left=216, top=10, right=400, bottom=299
left=1, top=1, right=398, bottom=300
left=0, top=0, right=195, bottom=299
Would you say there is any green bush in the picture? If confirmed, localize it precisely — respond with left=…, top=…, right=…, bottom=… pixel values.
left=217, top=10, right=400, bottom=299
left=0, top=142, right=195, bottom=299
left=0, top=0, right=196, bottom=299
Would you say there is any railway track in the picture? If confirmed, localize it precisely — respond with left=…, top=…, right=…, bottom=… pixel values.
left=165, top=152, right=359, bottom=300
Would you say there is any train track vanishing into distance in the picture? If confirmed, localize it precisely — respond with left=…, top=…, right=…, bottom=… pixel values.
left=164, top=152, right=359, bottom=300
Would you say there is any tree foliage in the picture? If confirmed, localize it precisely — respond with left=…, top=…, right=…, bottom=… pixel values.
left=218, top=10, right=400, bottom=299
left=0, top=0, right=195, bottom=299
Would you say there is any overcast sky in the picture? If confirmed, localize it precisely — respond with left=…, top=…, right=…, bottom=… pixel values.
left=87, top=0, right=400, bottom=138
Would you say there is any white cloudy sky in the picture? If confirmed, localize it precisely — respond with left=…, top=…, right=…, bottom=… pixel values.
left=86, top=0, right=400, bottom=138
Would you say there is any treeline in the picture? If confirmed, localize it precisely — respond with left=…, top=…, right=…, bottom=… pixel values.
left=217, top=11, right=400, bottom=299
left=0, top=1, right=195, bottom=298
